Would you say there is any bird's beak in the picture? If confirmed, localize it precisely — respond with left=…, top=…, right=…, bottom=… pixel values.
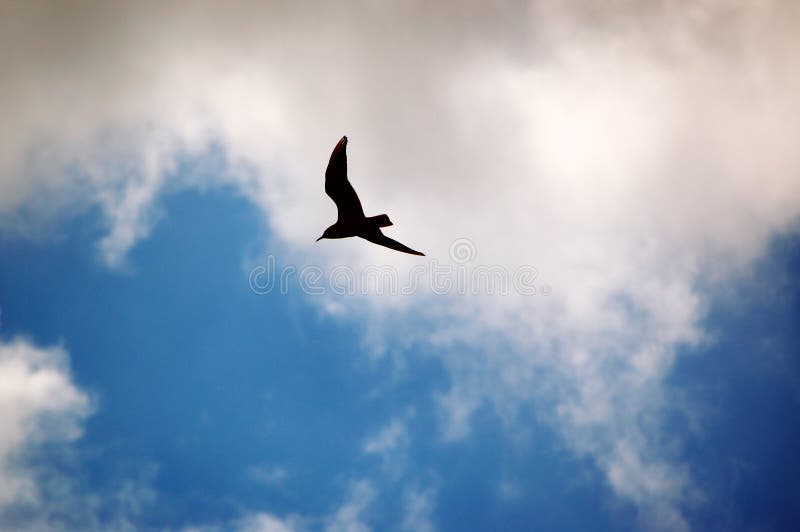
left=316, top=236, right=323, bottom=242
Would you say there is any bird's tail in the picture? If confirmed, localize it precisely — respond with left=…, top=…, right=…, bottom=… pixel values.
left=366, top=214, right=393, bottom=228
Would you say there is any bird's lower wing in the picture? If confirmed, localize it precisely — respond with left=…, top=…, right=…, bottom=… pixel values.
left=360, top=230, right=425, bottom=256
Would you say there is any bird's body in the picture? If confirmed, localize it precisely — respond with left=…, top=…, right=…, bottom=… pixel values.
left=317, top=136, right=424, bottom=256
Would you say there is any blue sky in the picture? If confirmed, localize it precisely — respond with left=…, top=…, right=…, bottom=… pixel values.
left=1, top=185, right=798, bottom=531
left=1, top=2, right=800, bottom=531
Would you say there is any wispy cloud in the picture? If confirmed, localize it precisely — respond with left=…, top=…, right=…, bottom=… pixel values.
left=324, top=480, right=376, bottom=532
left=399, top=484, right=438, bottom=532
left=363, top=418, right=408, bottom=456
left=246, top=465, right=290, bottom=488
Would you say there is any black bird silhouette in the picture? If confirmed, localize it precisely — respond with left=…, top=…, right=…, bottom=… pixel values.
left=316, top=136, right=424, bottom=256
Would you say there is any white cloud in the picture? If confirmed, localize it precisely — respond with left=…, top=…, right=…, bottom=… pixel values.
left=184, top=512, right=300, bottom=532
left=194, top=479, right=377, bottom=532
left=0, top=335, right=426, bottom=531
left=233, top=512, right=297, bottom=532
left=223, top=478, right=437, bottom=532
left=363, top=419, right=408, bottom=456
left=324, top=480, right=375, bottom=532
left=2, top=1, right=799, bottom=528
left=0, top=335, right=159, bottom=531
left=399, top=484, right=438, bottom=532
left=0, top=337, right=91, bottom=511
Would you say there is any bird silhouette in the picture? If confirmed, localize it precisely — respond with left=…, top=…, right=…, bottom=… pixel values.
left=316, top=136, right=424, bottom=256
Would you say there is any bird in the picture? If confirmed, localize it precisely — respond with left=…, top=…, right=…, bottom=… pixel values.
left=316, top=136, right=424, bottom=256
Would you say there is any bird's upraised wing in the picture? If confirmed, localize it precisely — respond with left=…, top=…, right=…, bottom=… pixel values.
left=360, top=228, right=425, bottom=256
left=325, top=136, right=365, bottom=221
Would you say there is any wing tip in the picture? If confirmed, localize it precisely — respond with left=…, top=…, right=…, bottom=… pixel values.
left=328, top=136, right=349, bottom=165
left=332, top=135, right=347, bottom=154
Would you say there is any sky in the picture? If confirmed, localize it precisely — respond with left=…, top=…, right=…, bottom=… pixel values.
left=0, top=1, right=799, bottom=531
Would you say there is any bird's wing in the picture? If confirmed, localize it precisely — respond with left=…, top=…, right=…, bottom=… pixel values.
left=360, top=229, right=425, bottom=256
left=325, top=136, right=365, bottom=220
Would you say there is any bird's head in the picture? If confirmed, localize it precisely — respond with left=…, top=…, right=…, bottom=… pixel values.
left=316, top=227, right=331, bottom=241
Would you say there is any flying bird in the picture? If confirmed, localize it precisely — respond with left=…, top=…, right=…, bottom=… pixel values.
left=316, top=136, right=424, bottom=256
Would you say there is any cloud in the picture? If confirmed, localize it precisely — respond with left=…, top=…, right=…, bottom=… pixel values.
left=189, top=479, right=378, bottom=532
left=363, top=418, right=408, bottom=456
left=218, top=480, right=436, bottom=532
left=0, top=335, right=160, bottom=531
left=2, top=1, right=799, bottom=528
left=236, top=513, right=296, bottom=532
left=184, top=512, right=299, bottom=532
left=324, top=480, right=376, bottom=532
left=246, top=465, right=290, bottom=488
left=399, top=484, right=438, bottom=532
left=0, top=336, right=426, bottom=531
left=0, top=337, right=91, bottom=512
